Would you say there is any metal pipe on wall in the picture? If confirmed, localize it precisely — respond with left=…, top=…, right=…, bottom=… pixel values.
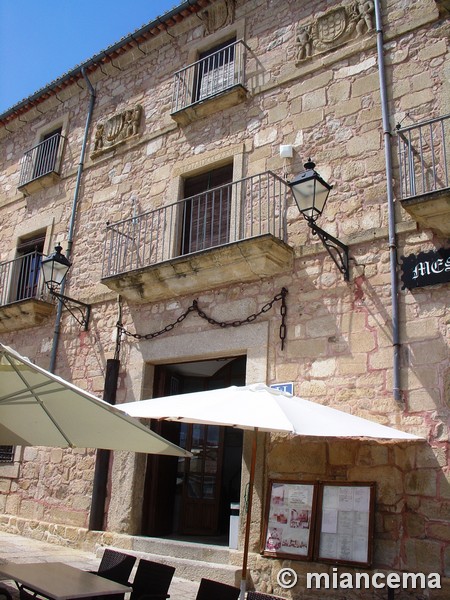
left=374, top=0, right=402, bottom=402
left=49, top=68, right=96, bottom=373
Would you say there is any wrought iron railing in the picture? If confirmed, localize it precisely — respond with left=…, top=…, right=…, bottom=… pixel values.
left=171, top=40, right=248, bottom=113
left=397, top=114, right=450, bottom=199
left=0, top=251, right=50, bottom=306
left=19, top=132, right=64, bottom=188
left=103, top=171, right=289, bottom=278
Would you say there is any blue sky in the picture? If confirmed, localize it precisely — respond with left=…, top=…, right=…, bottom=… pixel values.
left=0, top=1, right=182, bottom=114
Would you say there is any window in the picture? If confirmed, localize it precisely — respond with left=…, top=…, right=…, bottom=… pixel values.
left=194, top=38, right=237, bottom=103
left=181, top=164, right=233, bottom=254
left=14, top=235, right=45, bottom=301
left=19, top=126, right=63, bottom=189
left=33, top=127, right=62, bottom=180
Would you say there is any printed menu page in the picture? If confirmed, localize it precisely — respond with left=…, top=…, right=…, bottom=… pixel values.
left=318, top=485, right=371, bottom=564
left=264, top=482, right=315, bottom=557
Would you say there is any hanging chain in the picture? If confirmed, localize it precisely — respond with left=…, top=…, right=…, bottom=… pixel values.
left=117, top=287, right=288, bottom=348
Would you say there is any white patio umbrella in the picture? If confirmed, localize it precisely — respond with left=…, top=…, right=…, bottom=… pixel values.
left=0, top=344, right=189, bottom=456
left=118, top=383, right=422, bottom=599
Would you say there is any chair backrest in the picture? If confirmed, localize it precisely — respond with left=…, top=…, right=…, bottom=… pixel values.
left=195, top=578, right=240, bottom=600
left=130, top=559, right=175, bottom=600
left=247, top=592, right=285, bottom=600
left=0, top=585, right=13, bottom=600
left=97, top=548, right=136, bottom=585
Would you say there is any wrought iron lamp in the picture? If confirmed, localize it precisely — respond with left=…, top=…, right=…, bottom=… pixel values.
left=41, top=244, right=91, bottom=330
left=288, top=159, right=350, bottom=281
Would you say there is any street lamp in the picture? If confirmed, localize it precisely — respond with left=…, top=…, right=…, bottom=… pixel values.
left=41, top=244, right=91, bottom=330
left=288, top=160, right=350, bottom=281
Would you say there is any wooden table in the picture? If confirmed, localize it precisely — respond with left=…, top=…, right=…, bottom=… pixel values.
left=0, top=561, right=132, bottom=600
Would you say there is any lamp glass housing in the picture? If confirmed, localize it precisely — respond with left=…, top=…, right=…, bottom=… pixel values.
left=289, top=167, right=332, bottom=222
left=41, top=245, right=72, bottom=290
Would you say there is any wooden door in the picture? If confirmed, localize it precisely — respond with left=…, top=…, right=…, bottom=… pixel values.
left=179, top=423, right=224, bottom=535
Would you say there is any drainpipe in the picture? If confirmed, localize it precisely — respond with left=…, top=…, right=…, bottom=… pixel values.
left=49, top=68, right=96, bottom=372
left=374, top=0, right=402, bottom=402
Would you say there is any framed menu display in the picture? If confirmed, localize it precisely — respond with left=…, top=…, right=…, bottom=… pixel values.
left=316, top=482, right=375, bottom=567
left=262, top=480, right=317, bottom=560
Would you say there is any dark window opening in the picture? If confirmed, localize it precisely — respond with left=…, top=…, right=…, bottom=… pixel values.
left=194, top=38, right=237, bottom=103
left=181, top=163, right=233, bottom=254
left=14, top=234, right=45, bottom=301
left=32, top=127, right=62, bottom=180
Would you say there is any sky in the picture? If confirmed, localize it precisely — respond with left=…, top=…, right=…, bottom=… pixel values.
left=0, top=1, right=182, bottom=114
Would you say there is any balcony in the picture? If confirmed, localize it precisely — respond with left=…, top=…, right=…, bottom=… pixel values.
left=18, top=132, right=65, bottom=195
left=397, top=114, right=450, bottom=235
left=171, top=40, right=249, bottom=125
left=0, top=252, right=54, bottom=332
left=101, top=171, right=294, bottom=303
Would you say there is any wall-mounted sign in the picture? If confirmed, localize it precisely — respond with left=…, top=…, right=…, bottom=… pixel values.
left=400, top=248, right=450, bottom=289
left=270, top=382, right=294, bottom=395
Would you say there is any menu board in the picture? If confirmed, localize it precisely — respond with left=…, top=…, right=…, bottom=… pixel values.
left=262, top=481, right=316, bottom=559
left=317, top=483, right=374, bottom=566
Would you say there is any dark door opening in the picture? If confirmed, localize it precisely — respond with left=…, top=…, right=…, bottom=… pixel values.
left=142, top=356, right=246, bottom=540
left=181, top=163, right=233, bottom=255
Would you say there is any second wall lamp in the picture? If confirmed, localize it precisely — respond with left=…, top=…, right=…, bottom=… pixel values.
left=41, top=244, right=91, bottom=330
left=288, top=159, right=350, bottom=281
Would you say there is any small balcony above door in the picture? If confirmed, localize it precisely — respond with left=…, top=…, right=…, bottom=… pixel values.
left=397, top=113, right=450, bottom=236
left=101, top=171, right=294, bottom=303
left=171, top=39, right=249, bottom=125
left=0, top=251, right=54, bottom=332
left=18, top=130, right=65, bottom=196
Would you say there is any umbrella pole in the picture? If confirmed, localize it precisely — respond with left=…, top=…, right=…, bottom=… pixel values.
left=240, top=427, right=258, bottom=600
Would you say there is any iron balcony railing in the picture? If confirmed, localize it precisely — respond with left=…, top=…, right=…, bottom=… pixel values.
left=0, top=251, right=50, bottom=306
left=103, top=171, right=289, bottom=279
left=397, top=114, right=450, bottom=199
left=171, top=40, right=248, bottom=113
left=19, top=132, right=64, bottom=188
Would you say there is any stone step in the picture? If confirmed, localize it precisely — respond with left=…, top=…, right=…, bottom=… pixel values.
left=107, top=546, right=241, bottom=586
left=101, top=536, right=242, bottom=587
left=102, top=534, right=235, bottom=564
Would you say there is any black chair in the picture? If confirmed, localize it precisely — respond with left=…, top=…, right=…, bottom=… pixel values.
left=0, top=585, right=13, bottom=600
left=247, top=592, right=285, bottom=600
left=95, top=548, right=136, bottom=585
left=195, top=578, right=240, bottom=600
left=130, top=559, right=175, bottom=600
left=87, top=549, right=137, bottom=600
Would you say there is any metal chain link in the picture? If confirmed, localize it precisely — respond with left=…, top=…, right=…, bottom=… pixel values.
left=117, top=287, right=288, bottom=348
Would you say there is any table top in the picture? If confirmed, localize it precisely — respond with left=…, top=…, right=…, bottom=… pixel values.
left=0, top=561, right=132, bottom=600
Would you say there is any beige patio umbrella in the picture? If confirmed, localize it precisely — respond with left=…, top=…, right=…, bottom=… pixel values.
left=118, top=383, right=422, bottom=599
left=0, top=344, right=189, bottom=456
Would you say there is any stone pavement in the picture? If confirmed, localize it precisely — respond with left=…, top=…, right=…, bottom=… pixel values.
left=0, top=530, right=199, bottom=599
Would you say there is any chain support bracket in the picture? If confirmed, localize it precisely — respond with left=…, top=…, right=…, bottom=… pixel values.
left=116, top=288, right=288, bottom=354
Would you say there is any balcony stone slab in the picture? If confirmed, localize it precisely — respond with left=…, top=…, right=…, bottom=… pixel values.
left=18, top=171, right=61, bottom=196
left=171, top=85, right=247, bottom=126
left=101, top=234, right=294, bottom=303
left=401, top=188, right=450, bottom=236
left=0, top=299, right=54, bottom=332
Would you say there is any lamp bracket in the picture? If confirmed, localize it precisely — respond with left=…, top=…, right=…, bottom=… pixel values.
left=307, top=221, right=350, bottom=281
left=49, top=290, right=91, bottom=330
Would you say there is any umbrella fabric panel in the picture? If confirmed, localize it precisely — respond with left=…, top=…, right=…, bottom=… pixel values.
left=119, top=383, right=421, bottom=440
left=120, top=385, right=295, bottom=432
left=0, top=344, right=190, bottom=456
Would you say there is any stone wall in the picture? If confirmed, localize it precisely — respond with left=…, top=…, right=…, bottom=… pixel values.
left=0, top=0, right=448, bottom=597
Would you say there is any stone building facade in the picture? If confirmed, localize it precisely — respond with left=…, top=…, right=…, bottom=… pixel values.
left=0, top=0, right=449, bottom=598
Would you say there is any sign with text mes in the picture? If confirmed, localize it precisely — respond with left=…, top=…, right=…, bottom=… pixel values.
left=401, top=248, right=450, bottom=289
